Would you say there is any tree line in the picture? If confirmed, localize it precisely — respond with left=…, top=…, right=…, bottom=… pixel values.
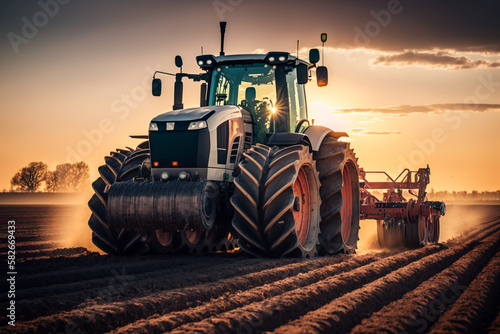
left=9, top=161, right=89, bottom=192
left=428, top=189, right=500, bottom=202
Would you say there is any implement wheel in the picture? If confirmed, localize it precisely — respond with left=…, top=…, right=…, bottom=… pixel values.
left=378, top=218, right=405, bottom=249
left=418, top=214, right=440, bottom=246
left=378, top=214, right=440, bottom=249
left=180, top=230, right=208, bottom=254
left=149, top=229, right=182, bottom=254
left=231, top=144, right=321, bottom=258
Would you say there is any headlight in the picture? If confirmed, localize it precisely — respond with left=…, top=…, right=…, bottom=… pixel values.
left=196, top=55, right=216, bottom=69
left=265, top=52, right=289, bottom=64
left=166, top=122, right=175, bottom=131
left=149, top=122, right=159, bottom=131
left=188, top=120, right=207, bottom=130
left=160, top=171, right=169, bottom=181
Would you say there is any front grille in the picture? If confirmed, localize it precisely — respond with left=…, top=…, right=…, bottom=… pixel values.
left=229, top=136, right=241, bottom=164
left=149, top=130, right=209, bottom=168
left=217, top=121, right=229, bottom=165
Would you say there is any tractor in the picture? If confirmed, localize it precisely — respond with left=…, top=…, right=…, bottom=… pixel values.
left=88, top=22, right=445, bottom=257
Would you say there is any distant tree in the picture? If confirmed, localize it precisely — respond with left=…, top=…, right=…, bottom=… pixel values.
left=45, top=162, right=90, bottom=192
left=45, top=171, right=59, bottom=192
left=10, top=162, right=48, bottom=192
left=66, top=161, right=90, bottom=191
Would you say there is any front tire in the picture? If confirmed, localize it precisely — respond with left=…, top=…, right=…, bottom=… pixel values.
left=88, top=142, right=151, bottom=255
left=231, top=144, right=321, bottom=258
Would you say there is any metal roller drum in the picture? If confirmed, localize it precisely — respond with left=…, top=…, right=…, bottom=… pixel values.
left=107, top=180, right=219, bottom=232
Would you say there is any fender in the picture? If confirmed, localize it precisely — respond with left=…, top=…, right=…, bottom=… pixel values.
left=304, top=125, right=348, bottom=152
left=267, top=132, right=311, bottom=148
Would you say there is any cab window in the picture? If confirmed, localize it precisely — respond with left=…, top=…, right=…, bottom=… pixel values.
left=286, top=68, right=307, bottom=132
left=209, top=63, right=277, bottom=142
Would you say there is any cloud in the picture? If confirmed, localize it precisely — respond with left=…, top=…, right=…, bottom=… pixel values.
left=2, top=0, right=500, bottom=59
left=337, top=105, right=433, bottom=115
left=336, top=104, right=500, bottom=116
left=252, top=48, right=267, bottom=54
left=372, top=51, right=500, bottom=70
left=349, top=128, right=401, bottom=136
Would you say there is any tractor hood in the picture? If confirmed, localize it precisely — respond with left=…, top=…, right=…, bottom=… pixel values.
left=151, top=105, right=240, bottom=122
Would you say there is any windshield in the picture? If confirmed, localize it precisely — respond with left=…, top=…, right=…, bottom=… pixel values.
left=209, top=63, right=276, bottom=142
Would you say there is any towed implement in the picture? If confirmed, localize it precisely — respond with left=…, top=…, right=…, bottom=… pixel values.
left=88, top=22, right=445, bottom=257
left=360, top=166, right=445, bottom=248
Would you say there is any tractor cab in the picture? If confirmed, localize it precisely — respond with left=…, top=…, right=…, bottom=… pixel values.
left=198, top=52, right=316, bottom=143
left=152, top=51, right=327, bottom=146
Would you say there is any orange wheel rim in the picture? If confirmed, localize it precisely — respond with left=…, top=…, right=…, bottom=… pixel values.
left=185, top=230, right=202, bottom=245
left=155, top=229, right=173, bottom=247
left=293, top=166, right=311, bottom=246
left=341, top=164, right=353, bottom=243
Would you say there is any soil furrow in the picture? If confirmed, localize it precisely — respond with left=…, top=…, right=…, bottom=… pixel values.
left=110, top=254, right=380, bottom=334
left=429, top=251, right=500, bottom=333
left=169, top=245, right=444, bottom=334
left=13, top=255, right=329, bottom=321
left=16, top=254, right=247, bottom=289
left=347, top=231, right=500, bottom=334
left=273, top=231, right=500, bottom=334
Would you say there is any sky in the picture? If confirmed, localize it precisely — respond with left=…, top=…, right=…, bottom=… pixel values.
left=0, top=0, right=499, bottom=192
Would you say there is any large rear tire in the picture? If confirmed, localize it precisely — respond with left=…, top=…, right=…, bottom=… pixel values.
left=231, top=144, right=321, bottom=258
left=88, top=142, right=152, bottom=255
left=313, top=136, right=360, bottom=254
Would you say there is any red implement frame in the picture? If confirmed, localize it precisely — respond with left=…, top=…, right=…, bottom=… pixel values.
left=359, top=165, right=445, bottom=222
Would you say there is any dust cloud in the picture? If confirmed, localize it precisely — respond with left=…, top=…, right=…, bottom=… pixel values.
left=439, top=204, right=499, bottom=242
left=357, top=219, right=382, bottom=254
left=58, top=190, right=102, bottom=253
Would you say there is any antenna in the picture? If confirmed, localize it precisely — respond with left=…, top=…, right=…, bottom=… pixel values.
left=201, top=46, right=204, bottom=55
left=219, top=21, right=227, bottom=56
left=297, top=40, right=299, bottom=58
left=321, top=33, right=327, bottom=66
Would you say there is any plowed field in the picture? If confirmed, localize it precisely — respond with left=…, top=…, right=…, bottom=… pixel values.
left=1, top=204, right=499, bottom=333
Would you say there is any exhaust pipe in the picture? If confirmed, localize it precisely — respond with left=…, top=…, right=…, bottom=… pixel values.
left=220, top=21, right=227, bottom=56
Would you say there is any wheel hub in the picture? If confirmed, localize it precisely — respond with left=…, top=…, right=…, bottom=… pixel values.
left=293, top=167, right=311, bottom=246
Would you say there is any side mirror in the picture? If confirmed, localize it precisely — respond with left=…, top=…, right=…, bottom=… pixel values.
left=152, top=78, right=162, bottom=96
left=175, top=55, right=183, bottom=68
left=316, top=66, right=328, bottom=87
left=309, top=49, right=320, bottom=65
left=297, top=63, right=309, bottom=84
